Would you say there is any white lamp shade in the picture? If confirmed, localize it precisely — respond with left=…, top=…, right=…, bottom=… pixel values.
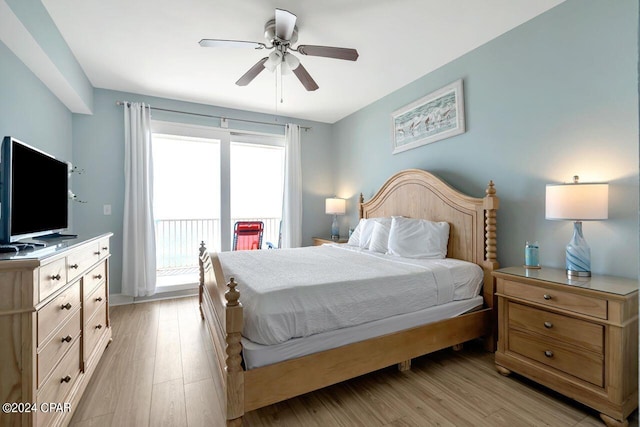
left=545, top=182, right=608, bottom=220
left=325, top=198, right=346, bottom=215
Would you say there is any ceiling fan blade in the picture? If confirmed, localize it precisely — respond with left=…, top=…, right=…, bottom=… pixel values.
left=199, top=39, right=266, bottom=49
left=297, top=45, right=359, bottom=61
left=235, top=57, right=269, bottom=86
left=292, top=63, right=319, bottom=91
left=275, top=8, right=297, bottom=40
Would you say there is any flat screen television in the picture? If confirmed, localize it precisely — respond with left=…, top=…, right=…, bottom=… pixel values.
left=0, top=136, right=69, bottom=244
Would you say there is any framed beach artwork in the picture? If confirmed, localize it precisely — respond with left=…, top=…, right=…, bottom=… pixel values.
left=391, top=79, right=465, bottom=154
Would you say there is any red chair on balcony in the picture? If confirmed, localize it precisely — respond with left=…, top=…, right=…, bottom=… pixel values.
left=232, top=221, right=264, bottom=251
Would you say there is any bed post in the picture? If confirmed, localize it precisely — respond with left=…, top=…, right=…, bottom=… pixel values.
left=225, top=278, right=244, bottom=426
left=359, top=193, right=364, bottom=219
left=482, top=180, right=499, bottom=351
left=198, top=241, right=206, bottom=320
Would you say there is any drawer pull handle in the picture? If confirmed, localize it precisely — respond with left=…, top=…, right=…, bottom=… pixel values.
left=95, top=274, right=103, bottom=280
left=102, top=246, right=108, bottom=251
left=61, top=335, right=72, bottom=343
left=94, top=251, right=101, bottom=256
left=51, top=274, right=61, bottom=281
left=544, top=350, right=554, bottom=358
left=95, top=297, right=103, bottom=302
left=61, top=303, right=72, bottom=310
left=544, top=321, right=553, bottom=329
left=69, top=264, right=79, bottom=269
left=61, top=375, right=72, bottom=383
left=95, top=324, right=103, bottom=330
left=543, top=294, right=552, bottom=300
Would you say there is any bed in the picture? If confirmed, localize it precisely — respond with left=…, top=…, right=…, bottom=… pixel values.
left=198, top=169, right=499, bottom=425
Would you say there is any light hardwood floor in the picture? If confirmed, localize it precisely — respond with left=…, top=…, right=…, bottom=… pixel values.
left=69, top=297, right=638, bottom=426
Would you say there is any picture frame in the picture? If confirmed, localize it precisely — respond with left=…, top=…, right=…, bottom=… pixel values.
left=391, top=79, right=465, bottom=154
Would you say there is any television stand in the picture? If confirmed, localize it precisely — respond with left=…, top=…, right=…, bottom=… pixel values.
left=0, top=242, right=47, bottom=253
left=36, top=232, right=78, bottom=240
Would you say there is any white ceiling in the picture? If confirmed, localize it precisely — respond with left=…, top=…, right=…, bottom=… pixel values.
left=42, top=0, right=564, bottom=124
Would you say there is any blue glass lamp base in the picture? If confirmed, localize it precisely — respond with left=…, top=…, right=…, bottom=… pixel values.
left=331, top=215, right=339, bottom=239
left=566, top=221, right=591, bottom=277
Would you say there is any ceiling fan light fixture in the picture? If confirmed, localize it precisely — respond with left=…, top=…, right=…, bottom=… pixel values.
left=280, top=61, right=292, bottom=75
left=264, top=50, right=282, bottom=72
left=200, top=8, right=359, bottom=91
left=284, top=52, right=300, bottom=71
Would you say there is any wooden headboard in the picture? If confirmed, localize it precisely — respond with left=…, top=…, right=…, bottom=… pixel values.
left=359, top=169, right=499, bottom=274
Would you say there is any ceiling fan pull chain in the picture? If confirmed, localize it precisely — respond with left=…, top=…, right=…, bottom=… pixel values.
left=280, top=71, right=284, bottom=104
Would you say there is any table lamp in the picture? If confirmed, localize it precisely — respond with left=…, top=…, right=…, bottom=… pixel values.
left=325, top=198, right=346, bottom=240
left=545, top=175, right=608, bottom=277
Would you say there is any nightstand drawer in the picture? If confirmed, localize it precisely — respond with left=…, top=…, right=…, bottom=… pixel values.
left=509, top=329, right=603, bottom=387
left=508, top=302, right=603, bottom=353
left=503, top=279, right=607, bottom=319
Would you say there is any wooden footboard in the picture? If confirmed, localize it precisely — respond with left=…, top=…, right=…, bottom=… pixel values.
left=198, top=243, right=244, bottom=425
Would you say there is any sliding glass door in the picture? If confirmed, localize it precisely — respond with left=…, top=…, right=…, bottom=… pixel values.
left=151, top=121, right=284, bottom=289
left=230, top=137, right=284, bottom=249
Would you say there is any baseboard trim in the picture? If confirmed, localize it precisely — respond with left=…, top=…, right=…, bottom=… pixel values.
left=109, top=287, right=198, bottom=306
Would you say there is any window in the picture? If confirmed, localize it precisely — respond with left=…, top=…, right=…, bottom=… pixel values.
left=151, top=121, right=284, bottom=290
left=230, top=139, right=284, bottom=248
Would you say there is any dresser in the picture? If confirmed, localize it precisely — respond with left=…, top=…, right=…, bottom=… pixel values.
left=493, top=267, right=638, bottom=427
left=0, top=233, right=112, bottom=427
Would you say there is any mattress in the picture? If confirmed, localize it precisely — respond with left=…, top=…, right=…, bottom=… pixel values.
left=241, top=295, right=484, bottom=369
left=218, top=244, right=483, bottom=346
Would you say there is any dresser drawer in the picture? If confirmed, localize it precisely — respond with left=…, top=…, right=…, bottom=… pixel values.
left=84, top=281, right=106, bottom=326
left=36, top=339, right=81, bottom=427
left=67, top=242, right=101, bottom=282
left=84, top=302, right=108, bottom=360
left=37, top=281, right=81, bottom=347
left=37, top=310, right=81, bottom=387
left=508, top=302, right=603, bottom=353
left=508, top=329, right=603, bottom=387
left=84, top=261, right=106, bottom=297
left=39, top=258, right=67, bottom=301
left=97, top=237, right=110, bottom=260
left=503, top=279, right=607, bottom=319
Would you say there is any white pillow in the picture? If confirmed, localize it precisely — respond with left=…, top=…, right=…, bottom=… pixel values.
left=369, top=221, right=391, bottom=253
left=387, top=217, right=449, bottom=259
left=359, top=217, right=391, bottom=249
left=347, top=218, right=366, bottom=246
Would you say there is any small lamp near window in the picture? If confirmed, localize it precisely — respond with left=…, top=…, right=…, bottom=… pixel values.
left=545, top=175, right=608, bottom=277
left=325, top=198, right=346, bottom=240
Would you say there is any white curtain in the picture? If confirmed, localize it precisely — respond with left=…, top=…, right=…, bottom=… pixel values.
left=281, top=124, right=302, bottom=248
left=122, top=102, right=157, bottom=297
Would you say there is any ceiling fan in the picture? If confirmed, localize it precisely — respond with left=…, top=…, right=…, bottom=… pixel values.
left=199, top=8, right=359, bottom=91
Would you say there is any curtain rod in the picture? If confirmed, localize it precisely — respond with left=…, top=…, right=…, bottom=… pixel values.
left=115, top=101, right=311, bottom=131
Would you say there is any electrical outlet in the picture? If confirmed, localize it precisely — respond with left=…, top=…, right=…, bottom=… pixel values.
left=103, top=204, right=112, bottom=215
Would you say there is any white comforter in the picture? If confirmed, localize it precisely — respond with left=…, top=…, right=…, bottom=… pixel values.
left=218, top=244, right=483, bottom=345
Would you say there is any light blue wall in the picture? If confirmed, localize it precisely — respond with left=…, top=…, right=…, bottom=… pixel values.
left=71, top=89, right=333, bottom=294
left=5, top=0, right=93, bottom=112
left=332, top=0, right=639, bottom=278
left=0, top=41, right=72, bottom=160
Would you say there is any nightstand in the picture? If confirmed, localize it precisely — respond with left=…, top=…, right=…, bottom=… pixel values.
left=312, top=237, right=348, bottom=246
left=493, top=267, right=638, bottom=427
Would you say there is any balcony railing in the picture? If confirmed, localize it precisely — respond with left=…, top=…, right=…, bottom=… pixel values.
left=155, top=217, right=281, bottom=274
